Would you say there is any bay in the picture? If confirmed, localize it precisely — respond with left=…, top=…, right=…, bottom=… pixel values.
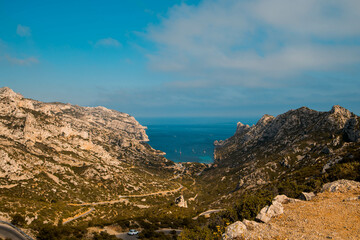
left=137, top=117, right=257, bottom=163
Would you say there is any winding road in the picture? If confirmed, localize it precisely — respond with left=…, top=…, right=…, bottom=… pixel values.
left=69, top=184, right=183, bottom=206
left=63, top=208, right=95, bottom=224
left=192, top=209, right=226, bottom=220
left=0, top=222, right=32, bottom=240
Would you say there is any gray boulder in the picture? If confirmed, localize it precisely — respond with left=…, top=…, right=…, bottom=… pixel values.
left=300, top=192, right=315, bottom=201
left=273, top=194, right=300, bottom=204
left=222, top=221, right=247, bottom=240
left=256, top=201, right=283, bottom=223
left=321, top=179, right=360, bottom=193
left=242, top=219, right=259, bottom=230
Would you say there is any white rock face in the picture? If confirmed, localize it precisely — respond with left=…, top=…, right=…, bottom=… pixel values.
left=0, top=87, right=172, bottom=202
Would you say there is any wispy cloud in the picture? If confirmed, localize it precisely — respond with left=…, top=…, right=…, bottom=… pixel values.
left=145, top=0, right=360, bottom=87
left=16, top=24, right=31, bottom=37
left=95, top=37, right=121, bottom=47
left=5, top=55, right=38, bottom=65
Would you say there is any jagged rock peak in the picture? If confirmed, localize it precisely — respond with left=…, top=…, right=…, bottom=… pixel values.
left=0, top=87, right=23, bottom=99
left=236, top=122, right=250, bottom=134
left=330, top=105, right=352, bottom=118
left=214, top=105, right=359, bottom=164
left=256, top=114, right=275, bottom=127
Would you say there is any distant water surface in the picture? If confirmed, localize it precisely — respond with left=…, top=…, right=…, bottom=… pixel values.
left=137, top=117, right=257, bottom=164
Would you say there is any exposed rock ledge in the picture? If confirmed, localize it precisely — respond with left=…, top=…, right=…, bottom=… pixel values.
left=223, top=179, right=360, bottom=240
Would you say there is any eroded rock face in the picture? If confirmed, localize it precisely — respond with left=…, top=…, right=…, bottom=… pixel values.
left=214, top=106, right=358, bottom=164
left=210, top=105, right=360, bottom=191
left=0, top=87, right=174, bottom=203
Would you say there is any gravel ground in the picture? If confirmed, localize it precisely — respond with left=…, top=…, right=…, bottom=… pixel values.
left=242, top=189, right=360, bottom=240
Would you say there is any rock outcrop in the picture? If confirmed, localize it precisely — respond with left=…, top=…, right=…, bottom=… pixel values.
left=256, top=195, right=299, bottom=223
left=223, top=180, right=360, bottom=240
left=175, top=195, right=188, bottom=208
left=321, top=179, right=360, bottom=193
left=222, top=221, right=246, bottom=240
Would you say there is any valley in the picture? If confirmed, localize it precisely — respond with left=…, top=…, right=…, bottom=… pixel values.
left=0, top=87, right=359, bottom=240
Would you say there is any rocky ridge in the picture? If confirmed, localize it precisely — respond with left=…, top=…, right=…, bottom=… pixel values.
left=0, top=87, right=177, bottom=222
left=208, top=106, right=360, bottom=192
left=214, top=105, right=359, bottom=163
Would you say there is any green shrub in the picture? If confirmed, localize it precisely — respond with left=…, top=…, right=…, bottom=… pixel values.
left=234, top=190, right=273, bottom=221
left=11, top=214, right=26, bottom=227
left=93, top=231, right=119, bottom=240
left=138, top=229, right=169, bottom=240
left=326, top=161, right=360, bottom=181
left=178, top=226, right=214, bottom=240
left=36, top=224, right=87, bottom=240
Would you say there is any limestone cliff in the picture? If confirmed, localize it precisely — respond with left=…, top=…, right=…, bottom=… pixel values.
left=214, top=106, right=359, bottom=164
left=0, top=87, right=174, bottom=205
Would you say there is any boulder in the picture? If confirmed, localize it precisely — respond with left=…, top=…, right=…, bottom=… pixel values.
left=300, top=192, right=315, bottom=201
left=222, top=221, right=247, bottom=240
left=256, top=201, right=283, bottom=223
left=242, top=219, right=259, bottom=230
left=255, top=195, right=296, bottom=223
left=321, top=180, right=360, bottom=193
left=273, top=195, right=299, bottom=204
left=321, top=146, right=332, bottom=154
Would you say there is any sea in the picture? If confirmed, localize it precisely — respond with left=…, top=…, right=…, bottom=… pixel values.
left=137, top=117, right=258, bottom=164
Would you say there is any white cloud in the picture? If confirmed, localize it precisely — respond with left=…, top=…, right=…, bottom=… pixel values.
left=145, top=0, right=360, bottom=87
left=16, top=24, right=31, bottom=37
left=95, top=38, right=121, bottom=47
left=5, top=55, right=38, bottom=65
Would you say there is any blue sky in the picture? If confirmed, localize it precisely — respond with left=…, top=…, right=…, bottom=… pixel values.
left=1, top=0, right=360, bottom=119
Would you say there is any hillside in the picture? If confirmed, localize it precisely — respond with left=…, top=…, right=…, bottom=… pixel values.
left=179, top=106, right=360, bottom=239
left=0, top=87, right=189, bottom=227
left=194, top=105, right=360, bottom=209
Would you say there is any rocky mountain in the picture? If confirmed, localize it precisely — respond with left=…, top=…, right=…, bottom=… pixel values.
left=214, top=105, right=359, bottom=165
left=196, top=106, right=360, bottom=208
left=178, top=106, right=360, bottom=239
left=0, top=87, right=179, bottom=224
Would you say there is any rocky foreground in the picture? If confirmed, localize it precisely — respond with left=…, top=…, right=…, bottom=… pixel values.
left=223, top=180, right=360, bottom=240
